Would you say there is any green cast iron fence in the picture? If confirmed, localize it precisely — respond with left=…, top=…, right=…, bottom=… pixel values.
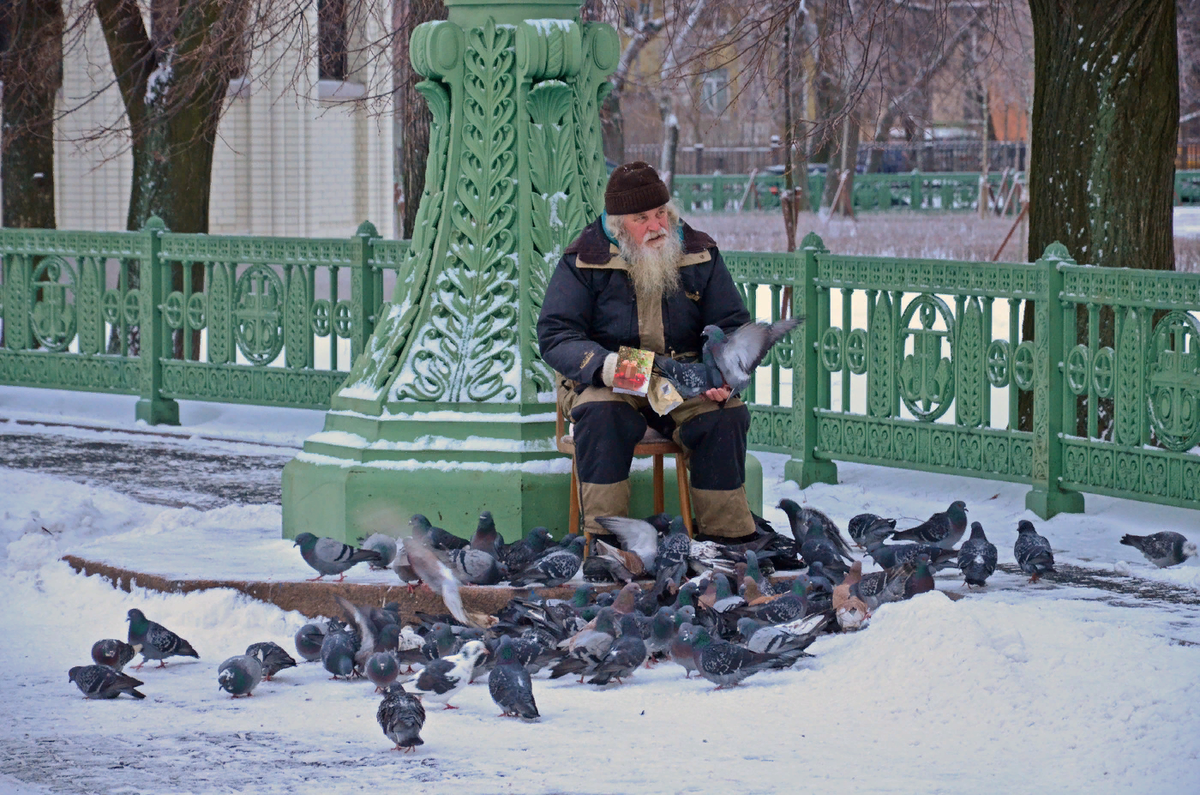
left=672, top=170, right=1200, bottom=213
left=4, top=220, right=1200, bottom=517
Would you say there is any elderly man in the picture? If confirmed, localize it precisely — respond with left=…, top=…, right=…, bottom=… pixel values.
left=537, top=161, right=756, bottom=542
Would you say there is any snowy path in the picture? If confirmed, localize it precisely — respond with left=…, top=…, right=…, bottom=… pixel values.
left=1, top=389, right=1200, bottom=793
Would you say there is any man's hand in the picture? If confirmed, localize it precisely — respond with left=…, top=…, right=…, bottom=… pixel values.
left=703, top=385, right=732, bottom=402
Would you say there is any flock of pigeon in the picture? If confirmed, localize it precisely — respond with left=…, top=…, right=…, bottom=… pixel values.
left=67, top=500, right=1197, bottom=754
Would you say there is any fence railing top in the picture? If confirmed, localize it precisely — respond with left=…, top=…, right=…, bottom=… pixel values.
left=815, top=252, right=1041, bottom=297
left=157, top=233, right=357, bottom=265
left=0, top=228, right=149, bottom=259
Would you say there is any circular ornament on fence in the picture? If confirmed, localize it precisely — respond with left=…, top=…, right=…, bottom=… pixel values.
left=1065, top=344, right=1090, bottom=396
left=30, top=256, right=77, bottom=352
left=164, top=291, right=186, bottom=329
left=333, top=300, right=355, bottom=339
left=233, top=264, right=284, bottom=365
left=898, top=293, right=955, bottom=421
left=1092, top=346, right=1114, bottom=399
left=311, top=299, right=332, bottom=336
left=985, top=340, right=1010, bottom=387
left=122, top=290, right=141, bottom=326
left=1147, top=311, right=1200, bottom=453
left=186, top=293, right=206, bottom=330
left=101, top=289, right=122, bottom=324
left=845, top=329, right=868, bottom=374
left=819, top=327, right=843, bottom=372
left=1012, top=341, right=1035, bottom=391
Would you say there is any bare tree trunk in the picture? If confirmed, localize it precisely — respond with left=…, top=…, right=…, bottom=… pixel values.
left=836, top=113, right=859, bottom=217
left=1018, top=0, right=1178, bottom=432
left=659, top=97, right=679, bottom=191
left=0, top=0, right=63, bottom=230
left=396, top=0, right=447, bottom=238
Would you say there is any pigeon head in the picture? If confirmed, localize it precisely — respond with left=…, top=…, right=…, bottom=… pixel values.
left=1017, top=520, right=1037, bottom=534
left=293, top=532, right=317, bottom=550
left=68, top=666, right=82, bottom=684
left=409, top=515, right=432, bottom=537
left=459, top=640, right=489, bottom=664
left=126, top=609, right=148, bottom=632
left=380, top=681, right=410, bottom=698
left=776, top=498, right=800, bottom=519
left=688, top=626, right=713, bottom=649
left=969, top=521, right=987, bottom=539
left=736, top=617, right=763, bottom=642
left=701, top=324, right=727, bottom=343
left=667, top=516, right=688, bottom=536
left=675, top=606, right=696, bottom=627
left=1184, top=541, right=1199, bottom=559
left=494, top=635, right=519, bottom=664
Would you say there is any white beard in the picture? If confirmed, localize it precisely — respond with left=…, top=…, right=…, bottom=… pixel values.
left=615, top=222, right=683, bottom=298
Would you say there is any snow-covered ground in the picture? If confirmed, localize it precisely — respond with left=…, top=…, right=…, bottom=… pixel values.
left=2, top=387, right=1200, bottom=793
left=1177, top=206, right=1200, bottom=239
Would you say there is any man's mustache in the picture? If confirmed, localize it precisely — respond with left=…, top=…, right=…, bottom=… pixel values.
left=642, top=228, right=667, bottom=244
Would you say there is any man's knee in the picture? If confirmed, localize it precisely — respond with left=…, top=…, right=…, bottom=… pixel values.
left=571, top=400, right=647, bottom=484
left=677, top=404, right=750, bottom=490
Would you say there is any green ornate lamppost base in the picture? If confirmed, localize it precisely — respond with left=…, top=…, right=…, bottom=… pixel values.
left=281, top=0, right=763, bottom=543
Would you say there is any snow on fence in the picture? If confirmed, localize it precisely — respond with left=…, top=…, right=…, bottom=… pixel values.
left=3, top=221, right=1200, bottom=518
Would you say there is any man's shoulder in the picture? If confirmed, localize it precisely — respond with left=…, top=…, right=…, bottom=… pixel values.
left=563, top=218, right=609, bottom=262
left=680, top=221, right=717, bottom=255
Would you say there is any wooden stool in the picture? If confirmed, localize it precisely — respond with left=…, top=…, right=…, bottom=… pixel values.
left=555, top=404, right=694, bottom=554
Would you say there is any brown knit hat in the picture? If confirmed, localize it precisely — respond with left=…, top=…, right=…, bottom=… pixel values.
left=605, top=161, right=671, bottom=216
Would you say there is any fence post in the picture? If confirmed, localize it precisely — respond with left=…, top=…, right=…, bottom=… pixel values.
left=784, top=232, right=838, bottom=489
left=1025, top=242, right=1084, bottom=518
left=135, top=216, right=180, bottom=426
left=350, top=221, right=379, bottom=361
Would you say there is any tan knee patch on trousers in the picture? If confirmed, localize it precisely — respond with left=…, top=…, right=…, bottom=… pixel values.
left=690, top=485, right=755, bottom=537
left=579, top=480, right=631, bottom=536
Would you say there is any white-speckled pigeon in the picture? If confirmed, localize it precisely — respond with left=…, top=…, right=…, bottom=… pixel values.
left=958, top=522, right=998, bottom=587
left=218, top=654, right=263, bottom=698
left=91, top=639, right=137, bottom=673
left=413, top=640, right=489, bottom=710
left=1014, top=519, right=1055, bottom=582
left=509, top=536, right=584, bottom=587
left=1120, top=531, right=1198, bottom=568
left=126, top=609, right=198, bottom=669
left=692, top=626, right=790, bottom=689
left=69, top=665, right=145, bottom=699
left=245, top=641, right=296, bottom=680
left=847, top=513, right=897, bottom=549
left=377, top=682, right=426, bottom=752
left=890, top=501, right=968, bottom=549
left=489, top=636, right=539, bottom=720
left=292, top=532, right=381, bottom=581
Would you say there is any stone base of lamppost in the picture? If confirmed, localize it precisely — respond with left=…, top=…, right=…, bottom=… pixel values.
left=1024, top=485, right=1085, bottom=520
left=281, top=406, right=763, bottom=544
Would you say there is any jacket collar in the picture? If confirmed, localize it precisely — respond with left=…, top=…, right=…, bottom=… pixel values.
left=565, top=217, right=716, bottom=268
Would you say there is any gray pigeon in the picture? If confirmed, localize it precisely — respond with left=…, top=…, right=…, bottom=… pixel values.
left=847, top=513, right=897, bottom=548
left=652, top=353, right=723, bottom=400
left=644, top=606, right=677, bottom=661
left=377, top=682, right=426, bottom=752
left=401, top=534, right=471, bottom=626
left=294, top=622, right=327, bottom=662
left=91, top=639, right=137, bottom=672
left=498, top=527, right=555, bottom=572
left=321, top=621, right=360, bottom=679
left=333, top=596, right=379, bottom=673
left=357, top=533, right=398, bottom=570
left=865, top=539, right=958, bottom=571
left=447, top=546, right=504, bottom=585
left=549, top=607, right=618, bottom=681
left=245, top=642, right=296, bottom=680
left=890, top=501, right=968, bottom=549
left=509, top=536, right=584, bottom=587
left=653, top=517, right=692, bottom=597
left=958, top=522, right=998, bottom=587
left=126, top=609, right=199, bottom=669
left=701, top=319, right=800, bottom=395
left=736, top=613, right=827, bottom=659
left=292, top=532, right=381, bottom=581
left=777, top=499, right=852, bottom=571
left=1014, top=519, right=1055, bottom=582
left=218, top=654, right=263, bottom=698
left=1120, top=531, right=1198, bottom=568
left=692, top=626, right=790, bottom=689
left=489, top=636, right=539, bottom=720
left=587, top=613, right=647, bottom=686
left=366, top=651, right=401, bottom=691
left=669, top=622, right=701, bottom=678
left=409, top=514, right=468, bottom=551
left=68, top=665, right=146, bottom=699
left=855, top=563, right=914, bottom=611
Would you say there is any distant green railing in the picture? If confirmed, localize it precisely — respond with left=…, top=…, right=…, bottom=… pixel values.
left=4, top=221, right=1200, bottom=517
left=0, top=219, right=407, bottom=422
left=672, top=169, right=1200, bottom=213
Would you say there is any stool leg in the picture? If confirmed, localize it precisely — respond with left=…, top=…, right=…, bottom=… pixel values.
left=675, top=453, right=694, bottom=537
left=653, top=454, right=665, bottom=515
left=570, top=458, right=585, bottom=557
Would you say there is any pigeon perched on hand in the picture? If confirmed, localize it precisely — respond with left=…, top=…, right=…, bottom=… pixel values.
left=377, top=682, right=426, bottom=752
left=91, top=639, right=137, bottom=673
left=292, top=532, right=381, bottom=581
left=246, top=642, right=296, bottom=680
left=1014, top=519, right=1055, bottom=582
left=699, top=319, right=800, bottom=396
left=1120, top=531, right=1198, bottom=568
left=958, top=522, right=998, bottom=587
left=126, top=609, right=198, bottom=669
left=413, top=640, right=489, bottom=710
left=890, top=501, right=968, bottom=549
left=218, top=654, right=263, bottom=698
left=489, top=636, right=539, bottom=720
left=69, top=665, right=145, bottom=699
